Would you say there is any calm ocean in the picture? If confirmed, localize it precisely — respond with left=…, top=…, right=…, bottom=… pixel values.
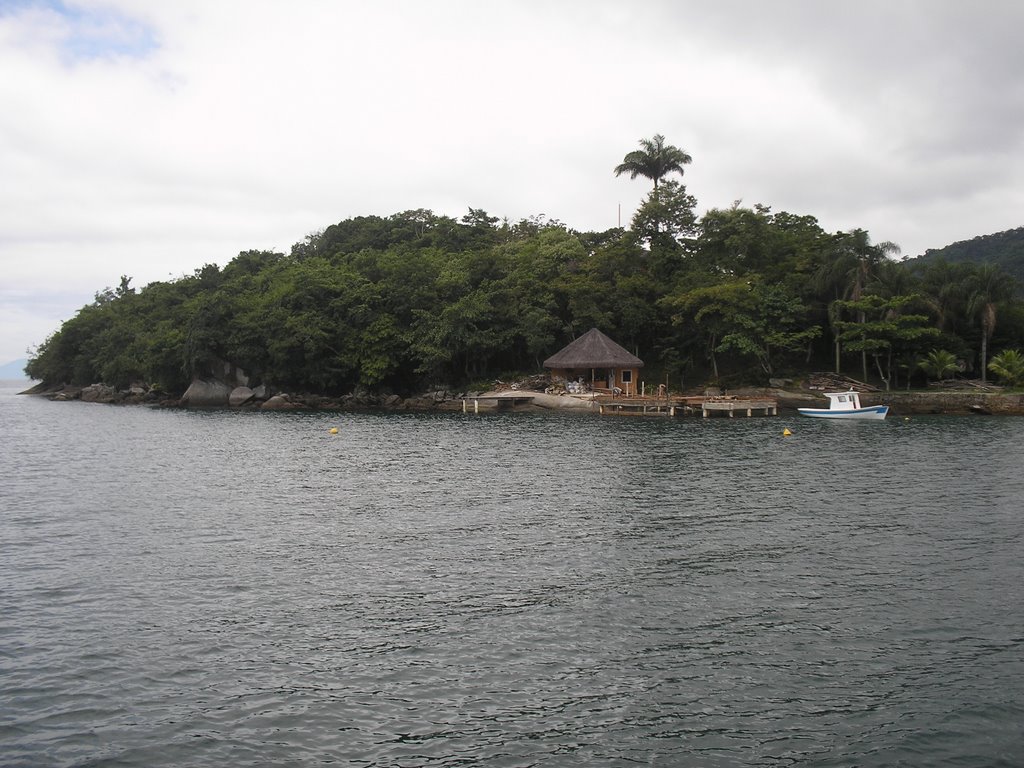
left=1, top=380, right=1022, bottom=767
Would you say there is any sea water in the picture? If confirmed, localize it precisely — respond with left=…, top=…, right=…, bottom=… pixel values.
left=1, top=381, right=1022, bottom=766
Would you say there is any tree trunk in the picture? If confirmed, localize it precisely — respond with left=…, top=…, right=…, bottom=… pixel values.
left=981, top=330, right=989, bottom=384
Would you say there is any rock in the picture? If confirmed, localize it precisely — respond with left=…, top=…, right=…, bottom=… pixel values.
left=80, top=384, right=118, bottom=403
left=251, top=383, right=270, bottom=401
left=180, top=379, right=232, bottom=407
left=383, top=394, right=403, bottom=408
left=229, top=386, right=255, bottom=407
left=261, top=394, right=300, bottom=410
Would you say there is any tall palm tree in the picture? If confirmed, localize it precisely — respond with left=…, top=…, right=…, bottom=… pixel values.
left=917, top=259, right=971, bottom=335
left=966, top=264, right=1018, bottom=383
left=614, top=134, right=692, bottom=191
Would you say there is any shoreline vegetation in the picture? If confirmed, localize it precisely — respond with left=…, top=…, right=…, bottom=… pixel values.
left=21, top=136, right=1024, bottom=404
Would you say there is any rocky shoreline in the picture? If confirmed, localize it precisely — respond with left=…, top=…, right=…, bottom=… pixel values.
left=20, top=378, right=1024, bottom=416
left=19, top=380, right=473, bottom=412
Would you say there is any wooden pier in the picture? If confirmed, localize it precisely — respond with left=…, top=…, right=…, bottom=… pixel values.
left=595, top=394, right=777, bottom=418
left=462, top=394, right=535, bottom=413
left=698, top=397, right=777, bottom=418
left=461, top=391, right=778, bottom=418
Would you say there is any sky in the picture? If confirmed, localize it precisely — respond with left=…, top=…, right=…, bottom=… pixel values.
left=2, top=0, right=1023, bottom=365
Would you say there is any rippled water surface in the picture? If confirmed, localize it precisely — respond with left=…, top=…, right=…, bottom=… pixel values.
left=1, top=381, right=1023, bottom=766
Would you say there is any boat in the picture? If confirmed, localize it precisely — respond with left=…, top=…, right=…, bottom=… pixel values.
left=797, top=389, right=888, bottom=420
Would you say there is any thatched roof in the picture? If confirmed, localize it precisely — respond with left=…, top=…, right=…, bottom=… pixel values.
left=543, top=328, right=644, bottom=369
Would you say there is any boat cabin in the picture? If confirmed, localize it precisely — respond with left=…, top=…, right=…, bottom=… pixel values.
left=825, top=390, right=863, bottom=410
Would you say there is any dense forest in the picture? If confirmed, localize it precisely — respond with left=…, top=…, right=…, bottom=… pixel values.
left=910, top=227, right=1024, bottom=283
left=26, top=136, right=1024, bottom=395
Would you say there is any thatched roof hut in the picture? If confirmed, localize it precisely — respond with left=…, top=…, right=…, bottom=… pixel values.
left=543, top=328, right=643, bottom=369
left=543, top=328, right=643, bottom=395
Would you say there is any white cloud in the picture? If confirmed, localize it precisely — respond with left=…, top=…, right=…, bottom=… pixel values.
left=2, top=0, right=1023, bottom=362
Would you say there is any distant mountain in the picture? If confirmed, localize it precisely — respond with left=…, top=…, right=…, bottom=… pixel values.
left=0, top=358, right=30, bottom=379
left=908, top=226, right=1024, bottom=283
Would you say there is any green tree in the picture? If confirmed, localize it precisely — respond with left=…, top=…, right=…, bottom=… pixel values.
left=918, top=349, right=959, bottom=384
left=630, top=179, right=698, bottom=265
left=988, top=349, right=1024, bottom=387
left=833, top=295, right=940, bottom=389
left=662, top=278, right=754, bottom=380
left=915, top=259, right=971, bottom=335
left=615, top=134, right=693, bottom=241
left=613, top=133, right=692, bottom=191
left=816, top=229, right=900, bottom=377
left=965, top=264, right=1018, bottom=383
left=715, top=283, right=821, bottom=378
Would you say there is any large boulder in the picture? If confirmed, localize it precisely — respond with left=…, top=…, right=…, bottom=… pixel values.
left=180, top=379, right=232, bottom=407
left=261, top=394, right=301, bottom=410
left=229, top=386, right=255, bottom=407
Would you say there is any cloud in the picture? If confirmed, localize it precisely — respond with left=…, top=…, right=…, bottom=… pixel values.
left=1, top=0, right=1022, bottom=362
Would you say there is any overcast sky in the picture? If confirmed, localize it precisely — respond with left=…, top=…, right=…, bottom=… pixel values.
left=2, top=0, right=1023, bottom=365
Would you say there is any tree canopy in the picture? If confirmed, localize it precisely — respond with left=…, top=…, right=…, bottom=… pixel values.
left=26, top=140, right=1024, bottom=395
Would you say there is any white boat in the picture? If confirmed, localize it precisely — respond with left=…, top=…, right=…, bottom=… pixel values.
left=797, top=389, right=888, bottom=420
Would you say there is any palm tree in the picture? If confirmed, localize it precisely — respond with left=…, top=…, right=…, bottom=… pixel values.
left=918, top=349, right=958, bottom=384
left=988, top=349, right=1024, bottom=387
left=966, top=264, right=1017, bottom=383
left=614, top=134, right=692, bottom=190
left=917, top=259, right=970, bottom=335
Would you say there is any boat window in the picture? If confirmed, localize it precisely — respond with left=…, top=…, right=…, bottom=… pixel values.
left=838, top=395, right=847, bottom=402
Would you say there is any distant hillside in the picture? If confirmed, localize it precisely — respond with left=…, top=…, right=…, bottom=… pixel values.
left=0, top=358, right=30, bottom=379
left=910, top=227, right=1024, bottom=282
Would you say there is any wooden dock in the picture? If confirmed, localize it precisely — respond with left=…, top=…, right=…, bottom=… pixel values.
left=461, top=392, right=778, bottom=418
left=698, top=397, right=777, bottom=418
left=595, top=394, right=777, bottom=418
left=461, top=394, right=535, bottom=413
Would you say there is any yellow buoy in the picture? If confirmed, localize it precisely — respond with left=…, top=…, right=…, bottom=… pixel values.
left=783, top=428, right=792, bottom=436
left=329, top=427, right=338, bottom=434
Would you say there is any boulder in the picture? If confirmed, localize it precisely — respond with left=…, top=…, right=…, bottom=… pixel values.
left=180, top=379, right=232, bottom=407
left=261, top=394, right=297, bottom=410
left=80, top=384, right=118, bottom=403
left=229, top=386, right=255, bottom=407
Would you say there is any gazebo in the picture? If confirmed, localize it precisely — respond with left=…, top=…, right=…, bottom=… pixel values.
left=543, top=328, right=644, bottom=396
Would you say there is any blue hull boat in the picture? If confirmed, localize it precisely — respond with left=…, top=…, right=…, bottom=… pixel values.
left=797, top=390, right=888, bottom=420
